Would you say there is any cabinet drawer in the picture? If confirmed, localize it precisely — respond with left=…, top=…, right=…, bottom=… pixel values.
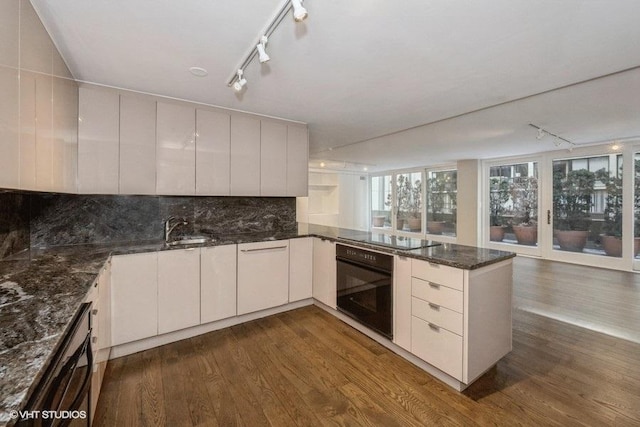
left=412, top=297, right=463, bottom=336
left=411, top=260, right=464, bottom=291
left=411, top=277, right=463, bottom=313
left=411, top=316, right=463, bottom=380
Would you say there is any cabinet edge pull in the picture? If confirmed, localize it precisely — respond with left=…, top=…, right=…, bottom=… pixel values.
left=428, top=262, right=441, bottom=268
left=428, top=322, right=440, bottom=332
left=241, top=245, right=288, bottom=253
left=428, top=282, right=440, bottom=289
left=428, top=302, right=440, bottom=310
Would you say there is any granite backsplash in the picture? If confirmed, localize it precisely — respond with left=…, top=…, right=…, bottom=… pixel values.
left=0, top=192, right=296, bottom=256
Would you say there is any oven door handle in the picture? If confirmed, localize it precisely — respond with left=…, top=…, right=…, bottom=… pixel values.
left=336, top=256, right=392, bottom=275
left=43, top=332, right=93, bottom=417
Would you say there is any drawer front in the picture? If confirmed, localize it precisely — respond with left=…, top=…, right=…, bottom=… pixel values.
left=411, top=316, right=463, bottom=380
left=411, top=259, right=464, bottom=291
left=412, top=297, right=463, bottom=336
left=411, top=277, right=463, bottom=313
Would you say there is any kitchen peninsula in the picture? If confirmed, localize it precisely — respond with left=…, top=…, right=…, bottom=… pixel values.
left=0, top=224, right=514, bottom=425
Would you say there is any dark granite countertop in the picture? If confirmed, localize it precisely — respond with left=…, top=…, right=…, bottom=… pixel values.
left=0, top=224, right=514, bottom=424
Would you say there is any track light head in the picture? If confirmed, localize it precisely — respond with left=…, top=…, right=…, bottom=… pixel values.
left=536, top=128, right=545, bottom=140
left=233, top=69, right=247, bottom=92
left=257, top=35, right=270, bottom=63
left=291, top=0, right=308, bottom=22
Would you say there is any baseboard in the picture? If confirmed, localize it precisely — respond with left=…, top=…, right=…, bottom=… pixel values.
left=109, top=298, right=314, bottom=359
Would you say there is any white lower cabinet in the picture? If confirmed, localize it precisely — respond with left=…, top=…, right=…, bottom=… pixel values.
left=201, top=245, right=237, bottom=323
left=110, top=252, right=158, bottom=346
left=157, top=248, right=201, bottom=334
left=289, top=237, right=313, bottom=302
left=393, top=255, right=412, bottom=351
left=312, top=238, right=336, bottom=308
left=400, top=257, right=512, bottom=384
left=237, top=241, right=290, bottom=315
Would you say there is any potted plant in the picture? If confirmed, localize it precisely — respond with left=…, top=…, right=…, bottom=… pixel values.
left=509, top=176, right=538, bottom=245
left=426, top=174, right=454, bottom=234
left=406, top=178, right=422, bottom=231
left=386, top=175, right=411, bottom=230
left=553, top=169, right=596, bottom=252
left=595, top=161, right=640, bottom=257
left=489, top=178, right=510, bottom=241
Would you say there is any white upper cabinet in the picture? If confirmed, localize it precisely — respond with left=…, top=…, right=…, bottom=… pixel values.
left=196, top=109, right=230, bottom=195
left=52, top=77, right=78, bottom=193
left=35, top=73, right=53, bottom=192
left=230, top=115, right=261, bottom=196
left=120, top=95, right=156, bottom=195
left=287, top=125, right=309, bottom=196
left=260, top=120, right=287, bottom=196
left=78, top=86, right=119, bottom=194
left=156, top=102, right=196, bottom=195
left=0, top=64, right=19, bottom=190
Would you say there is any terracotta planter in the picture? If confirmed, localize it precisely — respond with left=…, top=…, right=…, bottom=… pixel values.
left=407, top=217, right=422, bottom=231
left=600, top=235, right=640, bottom=257
left=513, top=225, right=537, bottom=246
left=490, top=226, right=505, bottom=242
left=372, top=216, right=386, bottom=227
left=555, top=230, right=589, bottom=252
left=427, top=221, right=446, bottom=235
left=396, top=219, right=405, bottom=230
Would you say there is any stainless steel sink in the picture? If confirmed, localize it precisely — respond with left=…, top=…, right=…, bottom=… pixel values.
left=165, top=236, right=209, bottom=247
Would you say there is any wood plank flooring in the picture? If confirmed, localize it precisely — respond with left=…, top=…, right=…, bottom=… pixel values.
left=95, top=259, right=640, bottom=426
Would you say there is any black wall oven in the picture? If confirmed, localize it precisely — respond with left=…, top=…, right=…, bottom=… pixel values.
left=336, top=244, right=393, bottom=339
left=16, top=303, right=93, bottom=427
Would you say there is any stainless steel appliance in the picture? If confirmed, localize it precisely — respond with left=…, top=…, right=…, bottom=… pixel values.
left=17, top=303, right=93, bottom=427
left=336, top=244, right=393, bottom=339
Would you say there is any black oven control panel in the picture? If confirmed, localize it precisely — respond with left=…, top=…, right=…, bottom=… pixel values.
left=336, top=244, right=393, bottom=272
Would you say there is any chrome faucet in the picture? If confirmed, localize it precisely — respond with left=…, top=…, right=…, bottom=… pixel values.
left=164, top=216, right=188, bottom=243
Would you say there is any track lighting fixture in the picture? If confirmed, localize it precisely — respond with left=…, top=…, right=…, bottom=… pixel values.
left=227, top=0, right=310, bottom=90
left=529, top=123, right=576, bottom=150
left=256, top=36, right=270, bottom=63
left=291, top=0, right=308, bottom=22
left=232, top=69, right=247, bottom=92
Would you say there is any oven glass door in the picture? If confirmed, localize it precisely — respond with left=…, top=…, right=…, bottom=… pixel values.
left=337, top=258, right=392, bottom=338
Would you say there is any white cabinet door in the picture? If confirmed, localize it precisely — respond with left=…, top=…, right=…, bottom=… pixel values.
left=230, top=115, right=260, bottom=196
left=287, top=125, right=308, bottom=196
left=19, top=71, right=37, bottom=190
left=312, top=238, right=337, bottom=308
left=394, top=255, right=412, bottom=351
left=196, top=109, right=230, bottom=195
left=0, top=65, right=19, bottom=189
left=78, top=86, right=119, bottom=194
left=157, top=248, right=200, bottom=334
left=52, top=77, right=78, bottom=194
left=156, top=102, right=196, bottom=195
left=35, top=73, right=53, bottom=192
left=110, top=252, right=158, bottom=346
left=97, top=260, right=111, bottom=359
left=120, top=95, right=156, bottom=195
left=289, top=238, right=313, bottom=302
left=260, top=120, right=287, bottom=196
left=201, top=245, right=237, bottom=323
left=237, top=241, right=289, bottom=315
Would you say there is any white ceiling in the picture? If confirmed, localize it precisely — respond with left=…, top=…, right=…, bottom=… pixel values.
left=31, top=0, right=640, bottom=172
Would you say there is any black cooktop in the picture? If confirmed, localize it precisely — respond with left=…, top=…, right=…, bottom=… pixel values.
left=352, top=234, right=442, bottom=250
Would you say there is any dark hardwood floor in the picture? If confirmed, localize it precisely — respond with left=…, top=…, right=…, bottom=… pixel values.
left=95, top=260, right=640, bottom=426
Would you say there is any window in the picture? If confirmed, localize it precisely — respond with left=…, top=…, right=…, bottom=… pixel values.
left=488, top=162, right=538, bottom=246
left=371, top=175, right=392, bottom=229
left=552, top=154, right=621, bottom=256
left=426, top=169, right=457, bottom=236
